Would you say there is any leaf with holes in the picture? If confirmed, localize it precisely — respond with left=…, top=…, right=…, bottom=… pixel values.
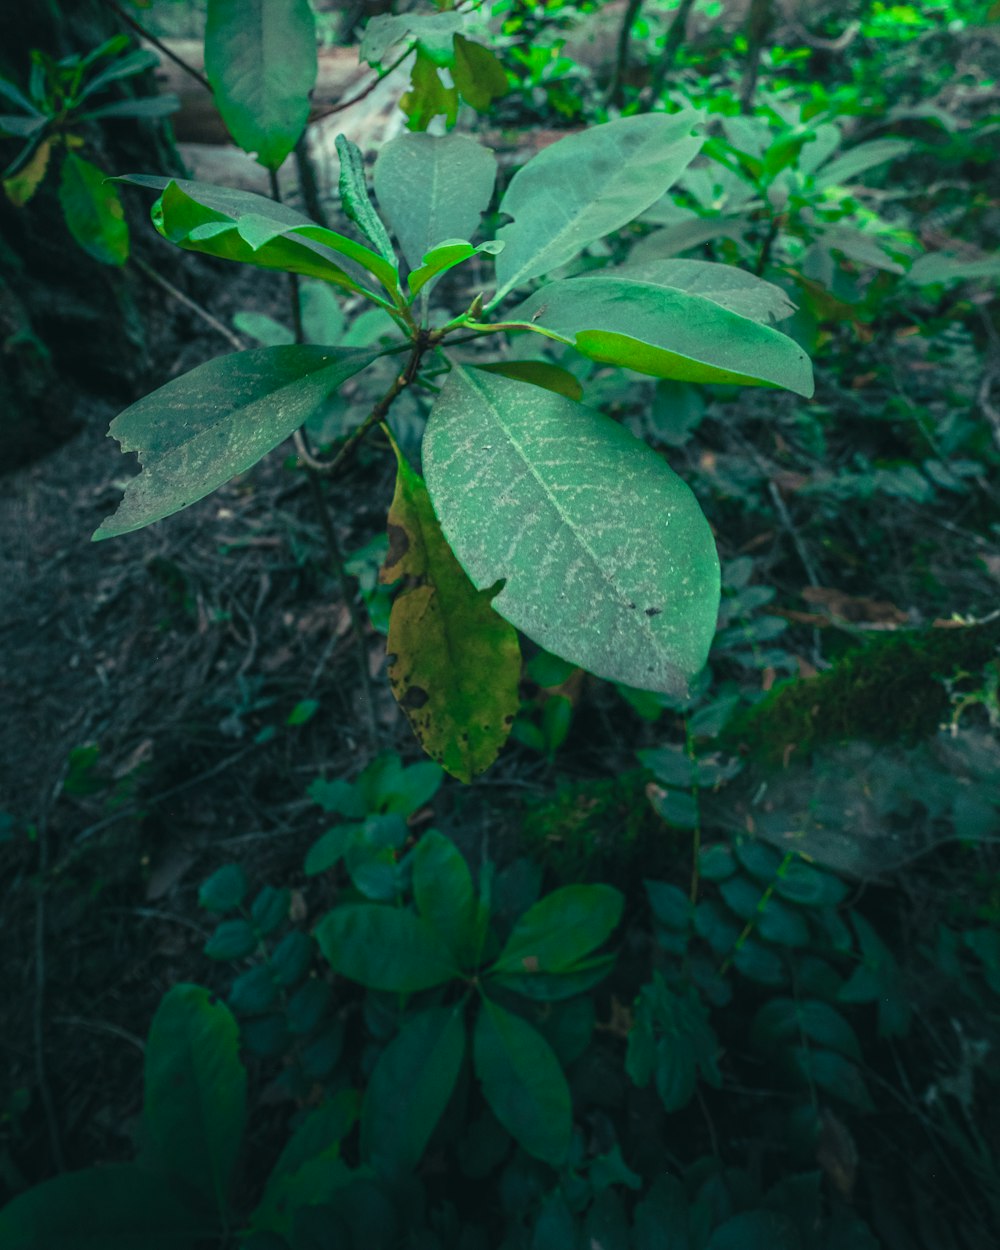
left=422, top=367, right=719, bottom=694
left=93, top=346, right=376, bottom=540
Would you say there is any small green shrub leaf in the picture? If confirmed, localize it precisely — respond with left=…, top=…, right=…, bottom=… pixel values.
left=491, top=884, right=623, bottom=975
left=493, top=113, right=702, bottom=300
left=513, top=275, right=813, bottom=396
left=270, top=931, right=313, bottom=986
left=361, top=11, right=464, bottom=66
left=451, top=35, right=508, bottom=111
left=423, top=367, right=720, bottom=695
left=373, top=132, right=496, bottom=271
left=204, top=0, right=316, bottom=170
left=361, top=1003, right=466, bottom=1176
left=251, top=886, right=290, bottom=935
left=142, top=984, right=247, bottom=1215
left=315, top=904, right=460, bottom=992
left=59, top=153, right=128, bottom=266
left=707, top=1210, right=802, bottom=1250
left=490, top=953, right=616, bottom=1002
left=475, top=360, right=583, bottom=401
left=753, top=998, right=862, bottom=1060
left=93, top=346, right=376, bottom=541
left=199, top=864, right=248, bottom=914
left=228, top=965, right=278, bottom=1016
left=381, top=439, right=520, bottom=780
left=0, top=1164, right=202, bottom=1250
left=205, top=919, right=257, bottom=960
left=473, top=996, right=572, bottom=1164
left=412, top=831, right=480, bottom=965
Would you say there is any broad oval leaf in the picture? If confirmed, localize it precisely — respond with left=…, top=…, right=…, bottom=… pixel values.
left=0, top=1165, right=202, bottom=1250
left=473, top=996, right=572, bottom=1164
left=381, top=440, right=520, bottom=780
left=490, top=884, right=623, bottom=976
left=143, top=984, right=247, bottom=1216
left=314, top=903, right=460, bottom=992
left=412, top=830, right=481, bottom=965
left=452, top=36, right=508, bottom=110
left=512, top=276, right=814, bottom=396
left=360, top=1004, right=466, bottom=1176
left=422, top=367, right=720, bottom=695
left=600, top=259, right=796, bottom=324
left=373, top=132, right=497, bottom=271
left=59, top=152, right=128, bottom=266
left=493, top=112, right=703, bottom=301
left=93, top=346, right=376, bottom=540
left=205, top=0, right=317, bottom=170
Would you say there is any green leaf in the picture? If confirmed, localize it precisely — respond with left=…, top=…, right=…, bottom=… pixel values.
left=489, top=952, right=616, bottom=1002
left=752, top=998, right=862, bottom=1061
left=143, top=984, right=246, bottom=1215
left=77, top=95, right=181, bottom=121
left=77, top=49, right=159, bottom=100
left=493, top=113, right=703, bottom=301
left=773, top=860, right=847, bottom=907
left=93, top=346, right=376, bottom=541
left=476, top=360, right=583, bottom=401
left=373, top=132, right=496, bottom=272
left=707, top=1210, right=802, bottom=1250
left=473, top=996, right=572, bottom=1164
left=0, top=76, right=42, bottom=115
left=908, top=252, right=1000, bottom=285
left=270, top=931, right=313, bottom=986
left=205, top=919, right=257, bottom=960
left=0, top=1165, right=202, bottom=1250
left=233, top=310, right=294, bottom=346
left=204, top=0, right=316, bottom=170
left=229, top=965, right=278, bottom=1016
left=422, top=367, right=720, bottom=695
left=491, top=884, right=623, bottom=975
left=408, top=238, right=503, bottom=298
left=412, top=830, right=481, bottom=966
left=251, top=1092, right=358, bottom=1236
left=380, top=439, right=520, bottom=780
left=451, top=35, right=508, bottom=111
left=199, top=864, right=248, bottom=913
left=733, top=939, right=786, bottom=986
left=129, top=178, right=399, bottom=297
left=360, top=11, right=465, bottom=66
left=605, top=259, right=797, bottom=324
left=644, top=880, right=692, bottom=931
left=400, top=49, right=459, bottom=132
left=314, top=904, right=460, bottom=992
left=304, top=823, right=356, bottom=876
left=251, top=885, right=290, bottom=935
left=789, top=1046, right=873, bottom=1111
left=335, top=133, right=396, bottom=264
left=814, top=138, right=912, bottom=189
left=512, top=275, right=814, bottom=396
left=59, top=153, right=128, bottom=266
left=626, top=976, right=719, bottom=1111
left=361, top=1003, right=466, bottom=1176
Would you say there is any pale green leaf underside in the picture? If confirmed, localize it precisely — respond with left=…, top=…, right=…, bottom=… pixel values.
left=422, top=368, right=720, bottom=695
left=373, top=132, right=497, bottom=272
left=599, top=259, right=796, bottom=324
left=94, top=346, right=376, bottom=540
left=493, top=112, right=703, bottom=301
left=512, top=277, right=814, bottom=396
left=204, top=0, right=316, bottom=170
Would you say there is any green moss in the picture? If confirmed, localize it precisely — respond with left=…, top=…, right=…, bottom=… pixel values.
left=519, top=770, right=678, bottom=887
left=721, top=620, right=1000, bottom=769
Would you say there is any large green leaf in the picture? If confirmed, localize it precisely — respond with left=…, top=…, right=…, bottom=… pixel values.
left=314, top=903, right=460, bottom=992
left=59, top=153, right=128, bottom=266
left=512, top=276, right=813, bottom=396
left=360, top=1004, right=466, bottom=1175
left=361, top=11, right=465, bottom=66
left=93, top=346, right=376, bottom=541
left=814, top=138, right=912, bottom=189
left=204, top=0, right=316, bottom=170
left=0, top=1165, right=203, bottom=1250
left=143, top=984, right=246, bottom=1216
left=373, top=132, right=496, bottom=271
left=490, top=885, right=623, bottom=976
left=250, top=1091, right=358, bottom=1236
left=127, top=178, right=399, bottom=297
left=473, top=996, right=572, bottom=1164
left=422, top=367, right=720, bottom=695
left=380, top=440, right=520, bottom=780
left=492, top=113, right=702, bottom=301
left=600, top=259, right=796, bottom=323
left=412, top=830, right=481, bottom=966
left=707, top=1211, right=802, bottom=1250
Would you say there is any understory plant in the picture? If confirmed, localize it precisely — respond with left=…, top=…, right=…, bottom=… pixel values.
left=91, top=108, right=813, bottom=780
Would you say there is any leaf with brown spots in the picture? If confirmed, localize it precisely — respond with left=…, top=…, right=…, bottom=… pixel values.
left=381, top=436, right=520, bottom=781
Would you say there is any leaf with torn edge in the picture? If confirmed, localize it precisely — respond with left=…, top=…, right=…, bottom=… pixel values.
left=381, top=435, right=521, bottom=781
left=94, top=346, right=376, bottom=541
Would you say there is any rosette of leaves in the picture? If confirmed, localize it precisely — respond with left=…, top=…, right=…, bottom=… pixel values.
left=0, top=35, right=178, bottom=264
left=315, top=830, right=625, bottom=1173
left=93, top=110, right=814, bottom=780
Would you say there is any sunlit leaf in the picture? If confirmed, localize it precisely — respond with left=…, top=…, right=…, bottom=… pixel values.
left=59, top=152, right=128, bottom=265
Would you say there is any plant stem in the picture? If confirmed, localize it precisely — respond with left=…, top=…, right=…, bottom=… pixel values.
left=739, top=0, right=774, bottom=115
left=268, top=167, right=305, bottom=344
left=133, top=257, right=247, bottom=351
left=108, top=1, right=212, bottom=92
left=605, top=0, right=644, bottom=109
left=642, top=0, right=696, bottom=111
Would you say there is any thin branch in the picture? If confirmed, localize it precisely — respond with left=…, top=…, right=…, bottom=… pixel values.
left=307, top=46, right=413, bottom=123
left=605, top=0, right=644, bottom=109
left=642, top=0, right=697, bottom=111
left=108, top=1, right=212, bottom=92
left=133, top=257, right=247, bottom=351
